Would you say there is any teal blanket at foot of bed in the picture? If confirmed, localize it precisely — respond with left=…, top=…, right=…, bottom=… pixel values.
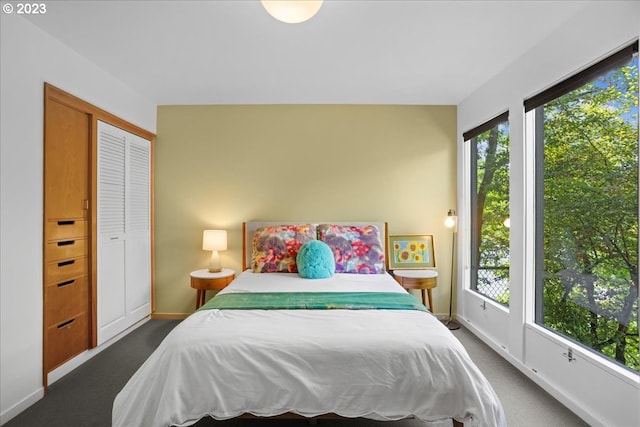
left=199, top=292, right=428, bottom=312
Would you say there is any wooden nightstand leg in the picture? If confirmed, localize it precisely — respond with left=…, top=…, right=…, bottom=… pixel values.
left=421, top=289, right=427, bottom=307
left=427, top=289, right=434, bottom=313
left=195, top=290, right=203, bottom=310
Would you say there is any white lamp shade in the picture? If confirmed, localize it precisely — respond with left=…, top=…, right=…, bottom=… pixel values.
left=202, top=230, right=227, bottom=251
left=261, top=0, right=323, bottom=24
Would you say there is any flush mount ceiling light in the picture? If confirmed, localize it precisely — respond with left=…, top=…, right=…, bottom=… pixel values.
left=261, top=0, right=323, bottom=24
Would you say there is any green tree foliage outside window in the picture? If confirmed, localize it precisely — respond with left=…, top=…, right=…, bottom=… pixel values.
left=538, top=54, right=639, bottom=371
left=472, top=121, right=510, bottom=306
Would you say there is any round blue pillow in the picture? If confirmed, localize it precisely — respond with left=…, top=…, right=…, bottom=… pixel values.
left=296, top=240, right=335, bottom=279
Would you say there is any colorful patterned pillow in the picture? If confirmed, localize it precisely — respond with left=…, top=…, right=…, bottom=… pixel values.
left=317, top=224, right=386, bottom=274
left=251, top=224, right=316, bottom=273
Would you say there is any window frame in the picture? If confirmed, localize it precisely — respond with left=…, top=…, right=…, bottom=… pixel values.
left=528, top=41, right=639, bottom=370
left=465, top=111, right=510, bottom=305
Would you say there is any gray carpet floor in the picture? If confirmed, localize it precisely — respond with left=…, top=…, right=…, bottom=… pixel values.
left=4, top=320, right=588, bottom=427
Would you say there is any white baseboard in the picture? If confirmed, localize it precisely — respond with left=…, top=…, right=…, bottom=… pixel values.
left=0, top=387, right=44, bottom=426
left=48, top=316, right=150, bottom=385
left=458, top=316, right=603, bottom=426
left=0, top=317, right=150, bottom=426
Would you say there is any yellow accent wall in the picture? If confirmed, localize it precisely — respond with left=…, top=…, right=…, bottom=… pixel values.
left=155, top=105, right=457, bottom=315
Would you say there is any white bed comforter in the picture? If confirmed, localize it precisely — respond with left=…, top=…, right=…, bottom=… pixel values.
left=112, top=272, right=505, bottom=427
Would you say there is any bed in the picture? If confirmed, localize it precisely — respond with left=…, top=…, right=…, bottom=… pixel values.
left=112, top=221, right=505, bottom=427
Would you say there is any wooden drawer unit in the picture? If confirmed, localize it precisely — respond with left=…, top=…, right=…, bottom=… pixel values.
left=43, top=220, right=90, bottom=374
left=46, top=238, right=87, bottom=262
left=46, top=219, right=88, bottom=241
left=45, top=276, right=89, bottom=326
left=45, top=312, right=89, bottom=370
left=45, top=256, right=88, bottom=284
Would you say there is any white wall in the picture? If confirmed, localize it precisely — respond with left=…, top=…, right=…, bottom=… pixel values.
left=457, top=1, right=639, bottom=425
left=0, top=15, right=156, bottom=424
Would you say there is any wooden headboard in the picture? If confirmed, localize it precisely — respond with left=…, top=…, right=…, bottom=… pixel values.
left=242, top=221, right=389, bottom=271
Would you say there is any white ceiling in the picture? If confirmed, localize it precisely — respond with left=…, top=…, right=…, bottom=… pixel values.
left=24, top=0, right=591, bottom=105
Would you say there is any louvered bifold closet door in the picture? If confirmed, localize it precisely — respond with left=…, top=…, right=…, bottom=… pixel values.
left=97, top=121, right=151, bottom=345
left=124, top=134, right=151, bottom=325
left=97, top=121, right=128, bottom=344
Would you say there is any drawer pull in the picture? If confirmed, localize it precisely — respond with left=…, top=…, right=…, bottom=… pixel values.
left=57, top=240, right=75, bottom=246
left=57, top=279, right=75, bottom=288
left=57, top=319, right=75, bottom=328
left=58, top=260, right=75, bottom=267
left=57, top=220, right=75, bottom=226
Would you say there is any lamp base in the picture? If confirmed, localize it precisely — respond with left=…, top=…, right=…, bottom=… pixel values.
left=442, top=318, right=461, bottom=330
left=209, top=250, right=222, bottom=273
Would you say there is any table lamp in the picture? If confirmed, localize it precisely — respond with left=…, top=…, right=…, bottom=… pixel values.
left=202, top=230, right=227, bottom=273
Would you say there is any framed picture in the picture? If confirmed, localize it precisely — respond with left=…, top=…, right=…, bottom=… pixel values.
left=388, top=234, right=435, bottom=269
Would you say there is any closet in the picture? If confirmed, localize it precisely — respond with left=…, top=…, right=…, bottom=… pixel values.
left=43, top=84, right=154, bottom=387
left=96, top=121, right=151, bottom=345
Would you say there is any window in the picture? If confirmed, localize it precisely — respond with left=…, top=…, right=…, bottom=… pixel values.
left=465, top=112, right=510, bottom=306
left=527, top=42, right=638, bottom=371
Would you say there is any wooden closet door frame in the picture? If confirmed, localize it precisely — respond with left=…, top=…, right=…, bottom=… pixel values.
left=43, top=83, right=156, bottom=389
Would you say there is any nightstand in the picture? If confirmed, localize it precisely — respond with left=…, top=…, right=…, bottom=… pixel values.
left=393, top=269, right=438, bottom=312
left=190, top=268, right=235, bottom=309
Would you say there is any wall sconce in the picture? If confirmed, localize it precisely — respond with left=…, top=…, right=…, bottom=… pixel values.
left=444, top=209, right=460, bottom=330
left=202, top=230, right=227, bottom=273
left=261, top=0, right=323, bottom=24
